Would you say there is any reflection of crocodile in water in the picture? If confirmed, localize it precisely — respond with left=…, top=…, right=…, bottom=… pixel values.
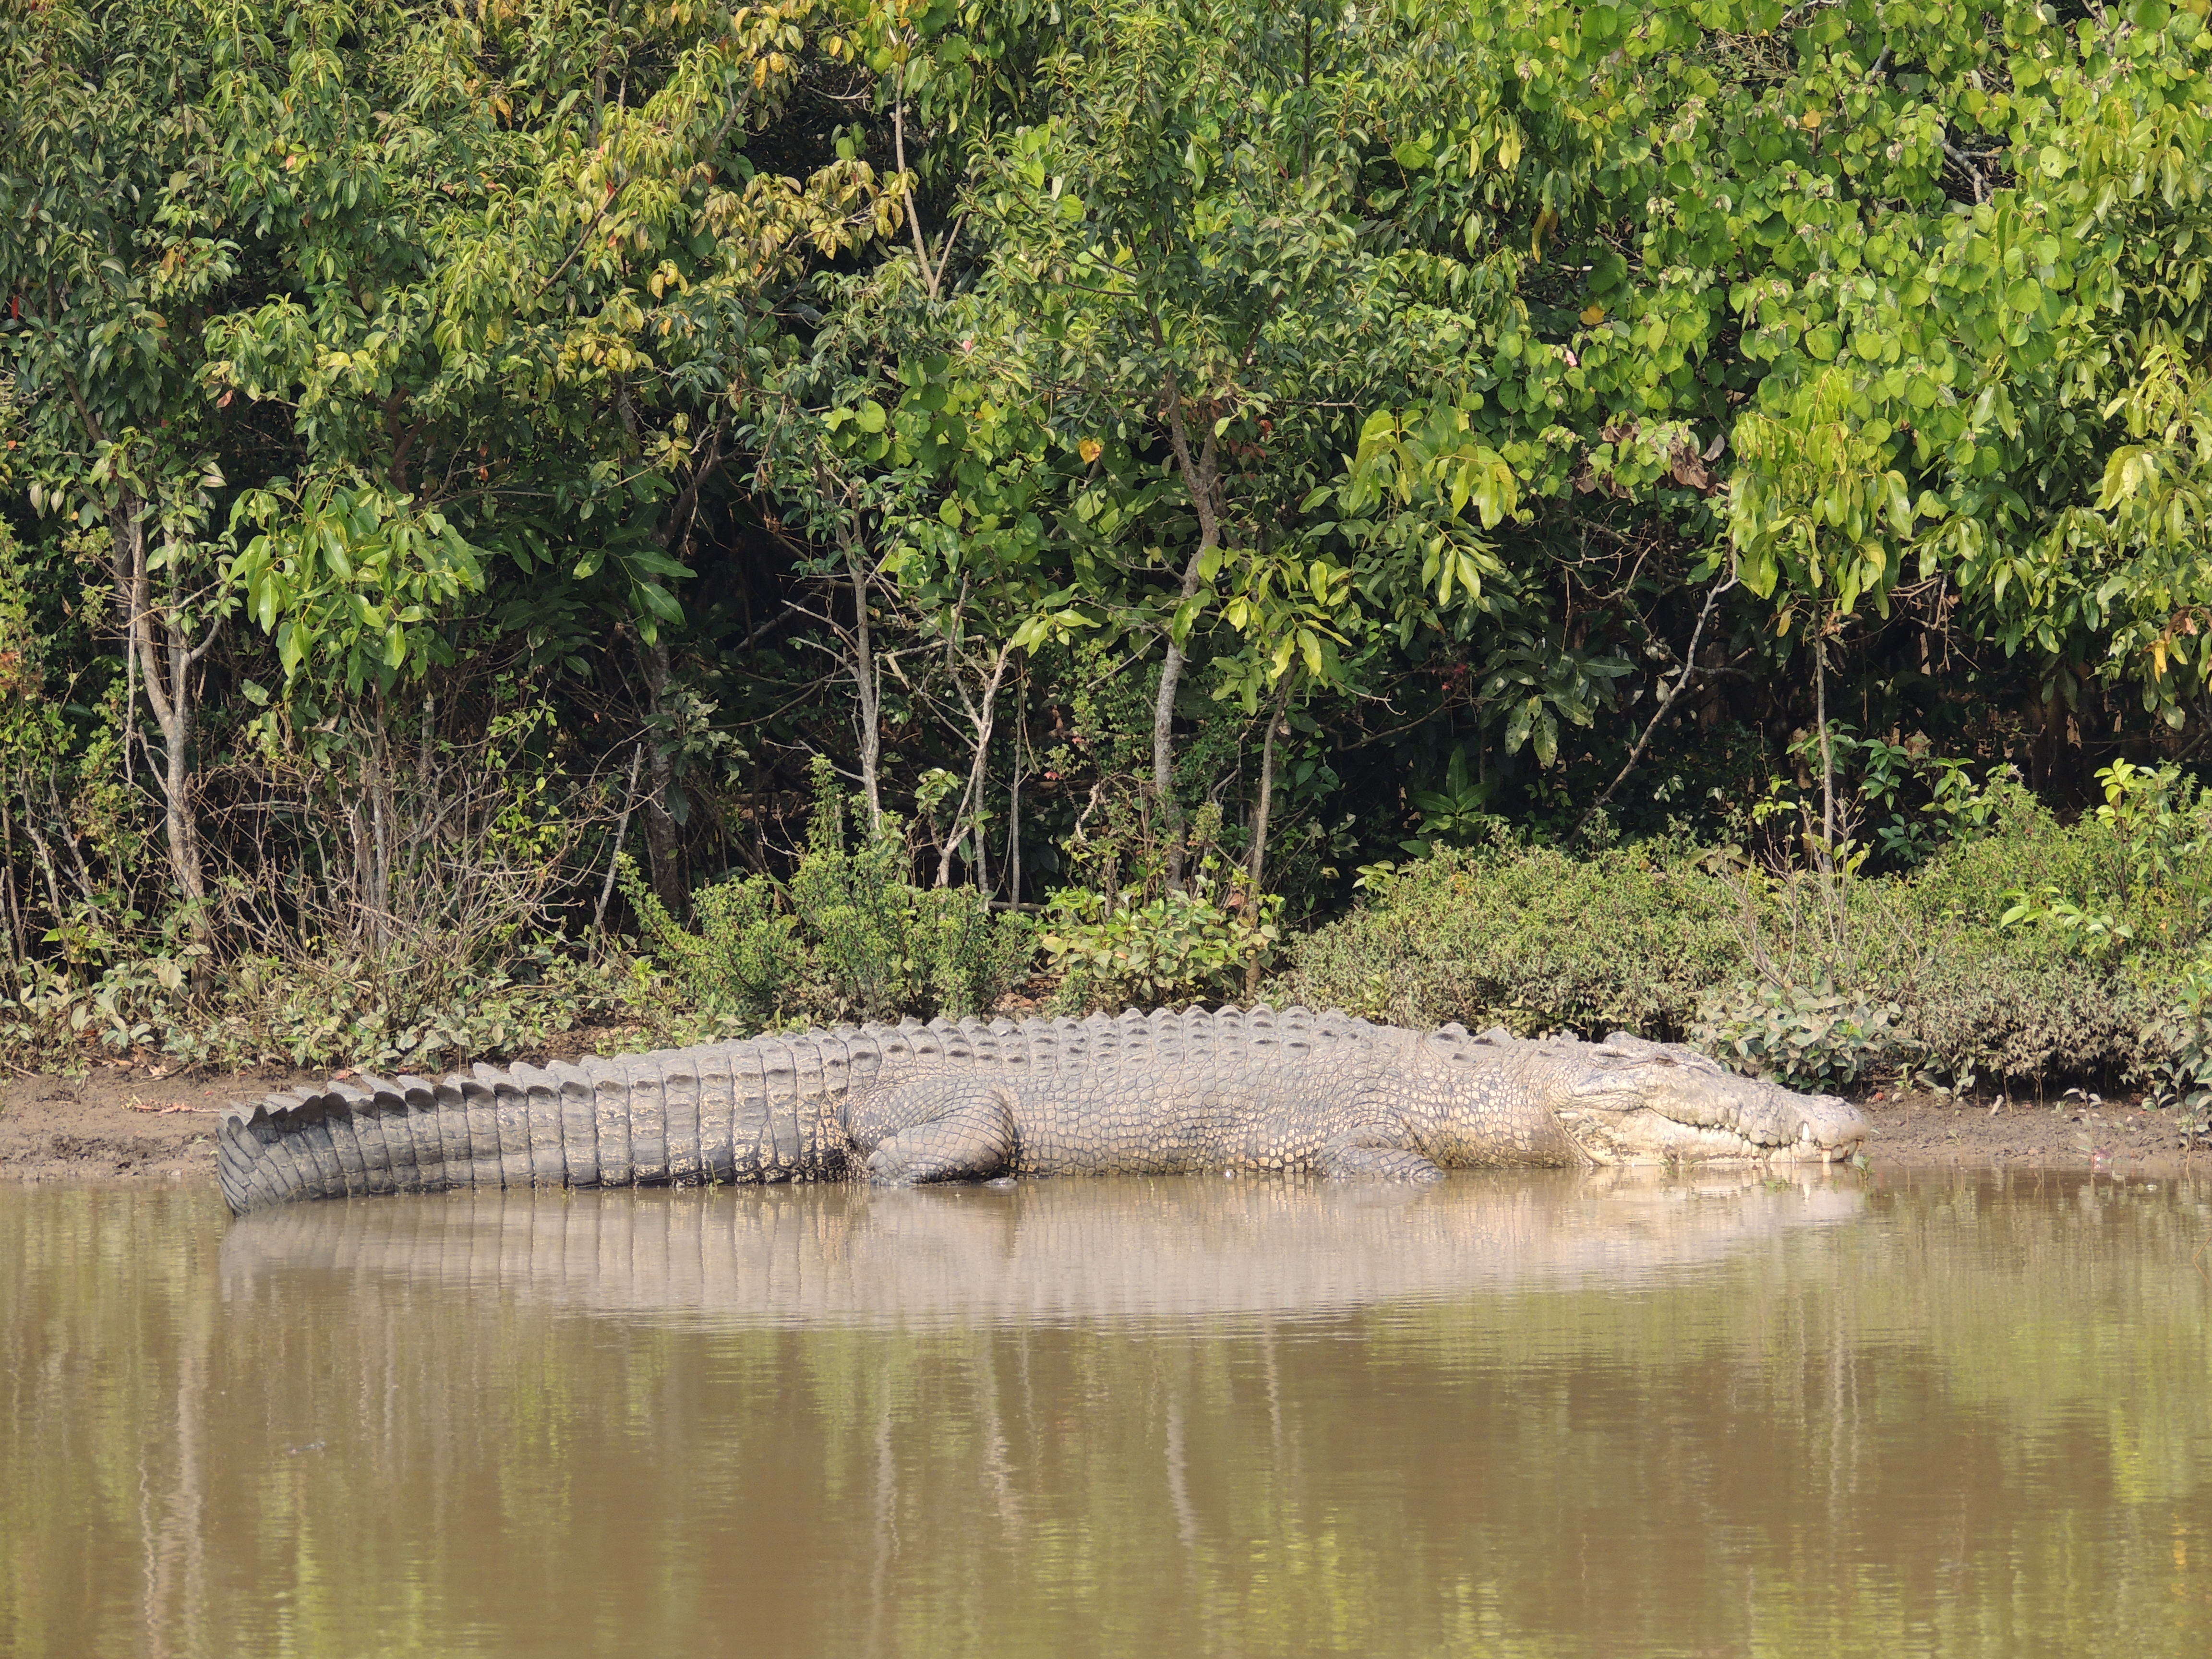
left=218, top=1171, right=1869, bottom=1327
left=217, top=1008, right=1869, bottom=1216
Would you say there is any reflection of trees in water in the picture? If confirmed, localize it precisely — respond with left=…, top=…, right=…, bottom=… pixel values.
left=3, top=1175, right=2210, bottom=1658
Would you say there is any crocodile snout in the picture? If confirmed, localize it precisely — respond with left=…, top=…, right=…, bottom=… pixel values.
left=1552, top=1034, right=1870, bottom=1164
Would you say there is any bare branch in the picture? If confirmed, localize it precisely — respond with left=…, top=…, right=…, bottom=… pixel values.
left=1572, top=570, right=1740, bottom=842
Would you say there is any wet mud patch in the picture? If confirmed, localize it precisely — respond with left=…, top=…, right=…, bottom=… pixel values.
left=1863, top=1089, right=2205, bottom=1177
left=0, top=1069, right=299, bottom=1186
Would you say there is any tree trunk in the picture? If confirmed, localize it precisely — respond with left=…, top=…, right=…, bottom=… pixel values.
left=892, top=69, right=947, bottom=302
left=594, top=744, right=648, bottom=933
left=638, top=637, right=686, bottom=914
left=1243, top=688, right=1289, bottom=1001
left=937, top=644, right=1013, bottom=889
left=22, top=809, right=69, bottom=924
left=364, top=707, right=395, bottom=949
left=1155, top=373, right=1222, bottom=890
left=1005, top=691, right=1025, bottom=907
left=852, top=554, right=883, bottom=835
left=633, top=429, right=724, bottom=914
left=842, top=526, right=885, bottom=835
left=1813, top=628, right=1837, bottom=878
left=1246, top=687, right=1290, bottom=897
left=0, top=798, right=23, bottom=962
left=118, top=504, right=213, bottom=953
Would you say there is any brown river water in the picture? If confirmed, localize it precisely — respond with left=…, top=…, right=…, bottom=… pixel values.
left=3, top=1170, right=2209, bottom=1658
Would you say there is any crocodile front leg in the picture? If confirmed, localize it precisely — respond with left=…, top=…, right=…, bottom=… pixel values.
left=1314, top=1126, right=1444, bottom=1182
left=855, top=1076, right=1020, bottom=1185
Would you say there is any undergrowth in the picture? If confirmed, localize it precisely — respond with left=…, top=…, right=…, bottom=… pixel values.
left=0, top=936, right=679, bottom=1077
left=7, top=754, right=2209, bottom=1124
left=1278, top=768, right=2212, bottom=1102
left=1041, top=849, right=1281, bottom=1013
left=621, top=758, right=1032, bottom=1030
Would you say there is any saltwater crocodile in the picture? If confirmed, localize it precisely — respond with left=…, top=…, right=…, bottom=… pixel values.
left=216, top=1008, right=1869, bottom=1215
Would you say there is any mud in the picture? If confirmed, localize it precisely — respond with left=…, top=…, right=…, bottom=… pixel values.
left=3, top=1066, right=2203, bottom=1190
left=0, top=1066, right=306, bottom=1186
left=1859, top=1087, right=2205, bottom=1177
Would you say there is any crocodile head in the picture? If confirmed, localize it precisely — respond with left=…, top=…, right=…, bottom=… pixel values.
left=1539, top=1032, right=1869, bottom=1166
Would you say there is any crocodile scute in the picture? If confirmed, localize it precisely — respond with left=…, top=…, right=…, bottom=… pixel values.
left=216, top=1007, right=1871, bottom=1215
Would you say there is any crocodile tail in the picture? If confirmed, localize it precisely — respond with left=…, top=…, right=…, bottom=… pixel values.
left=216, top=1039, right=861, bottom=1215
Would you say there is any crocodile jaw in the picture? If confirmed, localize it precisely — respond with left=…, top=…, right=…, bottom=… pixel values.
left=1550, top=1035, right=1870, bottom=1166
left=1556, top=1099, right=1866, bottom=1166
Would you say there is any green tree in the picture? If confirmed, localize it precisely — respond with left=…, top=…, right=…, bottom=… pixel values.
left=2, top=0, right=234, bottom=943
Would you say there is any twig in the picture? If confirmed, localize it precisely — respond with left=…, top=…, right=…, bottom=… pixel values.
left=533, top=179, right=629, bottom=301
left=892, top=65, right=943, bottom=302
left=592, top=744, right=648, bottom=932
left=726, top=600, right=810, bottom=656
left=1942, top=139, right=1994, bottom=204
left=1572, top=570, right=1739, bottom=841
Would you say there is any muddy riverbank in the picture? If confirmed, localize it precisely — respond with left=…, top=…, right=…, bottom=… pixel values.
left=4, top=1063, right=2202, bottom=1189
left=0, top=1066, right=296, bottom=1186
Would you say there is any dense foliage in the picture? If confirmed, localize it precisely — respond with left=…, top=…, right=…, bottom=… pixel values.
left=1289, top=762, right=2212, bottom=1113
left=3, top=0, right=2210, bottom=1091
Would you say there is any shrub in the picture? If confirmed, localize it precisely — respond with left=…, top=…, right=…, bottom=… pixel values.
left=616, top=868, right=802, bottom=1030
left=1042, top=875, right=1281, bottom=1014
left=1274, top=809, right=2195, bottom=1098
left=1275, top=836, right=1742, bottom=1038
left=1880, top=944, right=2154, bottom=1094
left=2138, top=956, right=2212, bottom=1138
left=1692, top=978, right=1905, bottom=1091
left=623, top=762, right=1033, bottom=1029
left=1713, top=861, right=2156, bottom=1093
left=1915, top=766, right=2212, bottom=957
left=0, top=936, right=659, bottom=1076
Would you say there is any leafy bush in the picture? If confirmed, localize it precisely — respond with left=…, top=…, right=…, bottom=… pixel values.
left=1887, top=948, right=2152, bottom=1095
left=1042, top=873, right=1281, bottom=1013
left=621, top=869, right=803, bottom=1030
left=1277, top=837, right=1742, bottom=1038
left=1709, top=860, right=2155, bottom=1093
left=1915, top=765, right=2212, bottom=956
left=1277, top=805, right=2203, bottom=1098
left=1865, top=771, right=2208, bottom=1093
left=1692, top=979, right=1905, bottom=1091
left=0, top=937, right=661, bottom=1076
left=168, top=946, right=648, bottom=1071
left=2138, top=956, right=2212, bottom=1138
left=624, top=761, right=1032, bottom=1029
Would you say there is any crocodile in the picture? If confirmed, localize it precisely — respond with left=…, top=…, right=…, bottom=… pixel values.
left=215, top=1007, right=1870, bottom=1215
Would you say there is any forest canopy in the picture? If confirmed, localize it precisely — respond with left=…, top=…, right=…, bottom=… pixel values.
left=3, top=0, right=2211, bottom=1078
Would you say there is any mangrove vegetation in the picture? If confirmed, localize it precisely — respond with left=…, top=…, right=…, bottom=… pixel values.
left=2, top=0, right=2211, bottom=1112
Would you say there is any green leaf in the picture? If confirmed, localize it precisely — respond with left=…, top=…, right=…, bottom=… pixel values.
left=1531, top=710, right=1557, bottom=768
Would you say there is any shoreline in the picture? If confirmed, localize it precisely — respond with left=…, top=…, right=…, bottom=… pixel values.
left=2, top=1063, right=2202, bottom=1191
